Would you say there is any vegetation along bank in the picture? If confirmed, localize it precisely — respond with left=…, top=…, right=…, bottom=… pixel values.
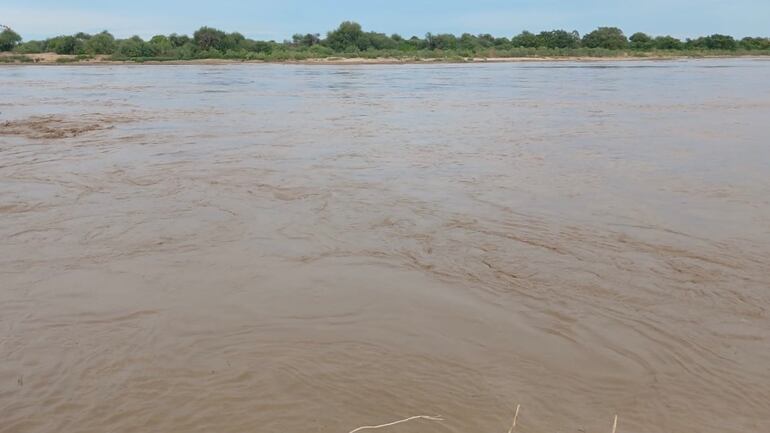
left=1, top=22, right=769, bottom=63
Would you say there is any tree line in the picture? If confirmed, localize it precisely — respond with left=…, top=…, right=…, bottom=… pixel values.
left=2, top=22, right=769, bottom=60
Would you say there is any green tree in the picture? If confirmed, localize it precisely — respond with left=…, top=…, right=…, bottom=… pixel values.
left=0, top=28, right=22, bottom=51
left=325, top=21, right=367, bottom=51
left=242, top=39, right=273, bottom=53
left=292, top=33, right=321, bottom=47
left=582, top=27, right=628, bottom=49
left=116, top=36, right=157, bottom=58
left=47, top=35, right=81, bottom=54
left=175, top=42, right=198, bottom=59
left=684, top=35, right=737, bottom=50
left=391, top=36, right=423, bottom=51
left=537, top=30, right=581, bottom=48
left=169, top=33, right=191, bottom=48
left=425, top=33, right=458, bottom=50
left=193, top=26, right=226, bottom=51
left=477, top=33, right=495, bottom=48
left=629, top=32, right=653, bottom=50
left=222, top=32, right=245, bottom=51
left=85, top=31, right=116, bottom=54
left=14, top=40, right=43, bottom=54
left=116, top=37, right=142, bottom=57
left=406, top=36, right=426, bottom=50
left=511, top=31, right=540, bottom=48
left=704, top=34, right=737, bottom=50
left=459, top=33, right=480, bottom=51
left=493, top=37, right=510, bottom=48
left=365, top=32, right=397, bottom=50
left=740, top=37, right=770, bottom=50
left=149, top=35, right=173, bottom=54
left=654, top=35, right=683, bottom=50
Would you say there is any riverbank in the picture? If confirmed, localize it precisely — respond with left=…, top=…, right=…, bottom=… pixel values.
left=2, top=51, right=769, bottom=65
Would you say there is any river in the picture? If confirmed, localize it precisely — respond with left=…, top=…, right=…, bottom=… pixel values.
left=1, top=59, right=769, bottom=433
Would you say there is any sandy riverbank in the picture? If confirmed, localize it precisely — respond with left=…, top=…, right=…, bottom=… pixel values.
left=2, top=51, right=769, bottom=65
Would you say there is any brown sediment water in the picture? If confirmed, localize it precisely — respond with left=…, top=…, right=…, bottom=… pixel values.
left=1, top=60, right=769, bottom=433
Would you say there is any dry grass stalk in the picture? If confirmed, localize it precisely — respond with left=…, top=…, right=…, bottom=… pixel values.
left=507, top=404, right=521, bottom=433
left=348, top=415, right=444, bottom=433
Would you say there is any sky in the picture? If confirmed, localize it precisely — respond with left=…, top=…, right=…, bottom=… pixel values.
left=2, top=0, right=769, bottom=41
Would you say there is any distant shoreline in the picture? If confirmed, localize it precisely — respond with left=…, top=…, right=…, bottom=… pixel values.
left=2, top=52, right=769, bottom=66
left=3, top=23, right=769, bottom=67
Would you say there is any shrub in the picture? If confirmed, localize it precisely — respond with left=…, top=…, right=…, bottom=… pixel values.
left=14, top=40, right=43, bottom=54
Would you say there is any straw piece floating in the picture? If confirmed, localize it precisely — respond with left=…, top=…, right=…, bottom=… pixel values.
left=347, top=407, right=618, bottom=433
left=348, top=415, right=444, bottom=433
left=507, top=404, right=521, bottom=433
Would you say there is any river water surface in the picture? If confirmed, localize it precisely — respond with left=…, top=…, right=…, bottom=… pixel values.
left=1, top=60, right=769, bottom=433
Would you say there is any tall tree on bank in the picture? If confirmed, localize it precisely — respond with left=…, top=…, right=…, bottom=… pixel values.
left=629, top=32, right=653, bottom=50
left=325, top=21, right=366, bottom=51
left=582, top=27, right=628, bottom=49
left=0, top=27, right=22, bottom=51
left=194, top=26, right=226, bottom=51
left=538, top=30, right=581, bottom=48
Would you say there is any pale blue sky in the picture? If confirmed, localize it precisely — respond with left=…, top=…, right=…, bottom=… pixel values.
left=2, top=1, right=769, bottom=41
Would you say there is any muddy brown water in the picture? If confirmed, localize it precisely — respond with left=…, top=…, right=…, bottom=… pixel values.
left=1, top=60, right=769, bottom=433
